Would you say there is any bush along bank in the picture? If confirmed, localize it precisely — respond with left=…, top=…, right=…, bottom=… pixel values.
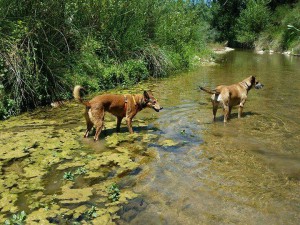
left=254, top=2, right=300, bottom=55
left=210, top=0, right=300, bottom=54
left=0, top=0, right=212, bottom=120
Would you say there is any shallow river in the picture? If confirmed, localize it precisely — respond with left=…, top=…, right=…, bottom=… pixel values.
left=116, top=50, right=300, bottom=225
left=0, top=50, right=299, bottom=225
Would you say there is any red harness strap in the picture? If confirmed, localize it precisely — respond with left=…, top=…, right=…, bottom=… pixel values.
left=124, top=95, right=128, bottom=115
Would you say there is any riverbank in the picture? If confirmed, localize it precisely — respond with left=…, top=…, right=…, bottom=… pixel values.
left=255, top=49, right=300, bottom=56
left=213, top=46, right=235, bottom=54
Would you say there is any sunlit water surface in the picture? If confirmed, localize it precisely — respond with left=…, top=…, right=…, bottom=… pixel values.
left=116, top=50, right=300, bottom=225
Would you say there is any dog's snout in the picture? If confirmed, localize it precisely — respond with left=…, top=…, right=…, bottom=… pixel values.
left=160, top=107, right=163, bottom=110
left=255, top=82, right=264, bottom=89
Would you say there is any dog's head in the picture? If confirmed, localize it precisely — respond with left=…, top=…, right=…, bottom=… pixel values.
left=254, top=80, right=264, bottom=89
left=245, top=76, right=264, bottom=90
left=143, top=91, right=163, bottom=112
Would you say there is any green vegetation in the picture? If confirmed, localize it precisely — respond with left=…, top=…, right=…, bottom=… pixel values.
left=107, top=183, right=121, bottom=202
left=4, top=211, right=26, bottom=225
left=63, top=171, right=75, bottom=181
left=180, top=129, right=187, bottom=135
left=235, top=0, right=271, bottom=47
left=1, top=0, right=299, bottom=119
left=0, top=0, right=211, bottom=119
left=84, top=206, right=98, bottom=220
left=210, top=0, right=300, bottom=52
left=63, top=167, right=87, bottom=181
left=256, top=2, right=300, bottom=53
left=74, top=167, right=88, bottom=175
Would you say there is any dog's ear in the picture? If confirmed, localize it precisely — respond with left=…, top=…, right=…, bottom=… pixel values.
left=251, top=76, right=256, bottom=85
left=144, top=91, right=150, bottom=101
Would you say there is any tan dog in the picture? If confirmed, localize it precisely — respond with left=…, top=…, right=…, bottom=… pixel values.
left=200, top=76, right=263, bottom=122
left=73, top=86, right=163, bottom=141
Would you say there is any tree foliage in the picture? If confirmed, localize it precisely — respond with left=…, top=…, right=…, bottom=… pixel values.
left=0, top=0, right=210, bottom=119
left=209, top=0, right=300, bottom=50
left=235, top=0, right=271, bottom=47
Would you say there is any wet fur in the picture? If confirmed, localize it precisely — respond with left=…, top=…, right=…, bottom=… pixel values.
left=200, top=76, right=263, bottom=122
left=73, top=85, right=162, bottom=141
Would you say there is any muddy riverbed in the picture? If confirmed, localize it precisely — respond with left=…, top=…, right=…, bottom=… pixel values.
left=0, top=50, right=299, bottom=224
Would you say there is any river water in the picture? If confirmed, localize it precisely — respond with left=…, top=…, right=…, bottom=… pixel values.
left=1, top=50, right=299, bottom=224
left=116, top=50, right=300, bottom=225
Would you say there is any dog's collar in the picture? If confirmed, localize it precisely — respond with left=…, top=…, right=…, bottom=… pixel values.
left=241, top=81, right=251, bottom=90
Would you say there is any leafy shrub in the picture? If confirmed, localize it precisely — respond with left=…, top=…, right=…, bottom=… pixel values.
left=122, top=59, right=148, bottom=84
left=235, top=0, right=271, bottom=47
left=0, top=0, right=210, bottom=117
left=0, top=83, right=18, bottom=119
left=254, top=2, right=300, bottom=51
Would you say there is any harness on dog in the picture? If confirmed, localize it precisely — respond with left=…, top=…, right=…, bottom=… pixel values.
left=241, top=81, right=251, bottom=90
left=124, top=95, right=128, bottom=113
left=132, top=95, right=137, bottom=105
left=124, top=95, right=137, bottom=114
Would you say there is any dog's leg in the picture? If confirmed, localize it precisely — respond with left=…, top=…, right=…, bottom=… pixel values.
left=94, top=120, right=104, bottom=141
left=228, top=106, right=232, bottom=119
left=116, top=117, right=123, bottom=132
left=212, top=94, right=219, bottom=121
left=92, top=109, right=105, bottom=141
left=84, top=108, right=93, bottom=138
left=212, top=101, right=219, bottom=121
left=238, top=100, right=246, bottom=118
left=126, top=117, right=134, bottom=134
left=84, top=121, right=93, bottom=138
left=223, top=102, right=229, bottom=123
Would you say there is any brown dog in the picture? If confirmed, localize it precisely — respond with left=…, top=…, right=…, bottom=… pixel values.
left=73, top=86, right=163, bottom=141
left=199, top=76, right=263, bottom=122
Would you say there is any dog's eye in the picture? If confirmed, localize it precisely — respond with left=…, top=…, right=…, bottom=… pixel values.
left=152, top=100, right=156, bottom=104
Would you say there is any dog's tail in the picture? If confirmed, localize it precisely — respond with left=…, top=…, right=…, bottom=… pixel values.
left=73, top=85, right=91, bottom=107
left=199, top=86, right=219, bottom=95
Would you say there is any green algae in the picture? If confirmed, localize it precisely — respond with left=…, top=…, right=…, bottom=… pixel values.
left=56, top=186, right=93, bottom=204
left=105, top=133, right=139, bottom=148
left=0, top=85, right=156, bottom=224
left=0, top=191, right=18, bottom=213
left=158, top=139, right=179, bottom=147
left=56, top=161, right=86, bottom=170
